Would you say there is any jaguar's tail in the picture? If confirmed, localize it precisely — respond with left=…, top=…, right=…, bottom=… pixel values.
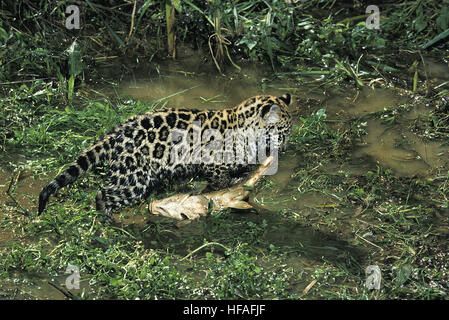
left=38, top=137, right=113, bottom=215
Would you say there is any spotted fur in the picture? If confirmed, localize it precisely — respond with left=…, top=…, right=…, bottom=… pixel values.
left=38, top=94, right=292, bottom=221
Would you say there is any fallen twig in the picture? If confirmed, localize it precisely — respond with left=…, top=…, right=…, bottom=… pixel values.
left=180, top=242, right=230, bottom=261
left=6, top=170, right=29, bottom=217
left=47, top=281, right=75, bottom=300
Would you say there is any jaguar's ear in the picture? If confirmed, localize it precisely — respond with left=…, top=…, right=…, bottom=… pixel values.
left=279, top=93, right=291, bottom=106
left=261, top=104, right=280, bottom=123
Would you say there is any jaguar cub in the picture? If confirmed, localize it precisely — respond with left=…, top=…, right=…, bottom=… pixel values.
left=38, top=93, right=292, bottom=221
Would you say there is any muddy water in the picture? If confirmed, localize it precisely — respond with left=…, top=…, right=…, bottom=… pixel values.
left=0, top=170, right=44, bottom=211
left=343, top=89, right=449, bottom=177
left=120, top=65, right=286, bottom=109
left=0, top=272, right=93, bottom=299
left=423, top=57, right=449, bottom=85
left=353, top=118, right=449, bottom=176
left=0, top=159, right=50, bottom=229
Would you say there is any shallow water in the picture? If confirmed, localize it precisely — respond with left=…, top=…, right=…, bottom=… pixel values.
left=120, top=64, right=287, bottom=109
left=0, top=272, right=92, bottom=299
left=324, top=86, right=405, bottom=117
left=423, top=57, right=449, bottom=84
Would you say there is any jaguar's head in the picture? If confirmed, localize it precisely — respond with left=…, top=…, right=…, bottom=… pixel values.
left=258, top=93, right=292, bottom=151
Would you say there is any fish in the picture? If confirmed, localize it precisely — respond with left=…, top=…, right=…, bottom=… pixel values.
left=149, top=156, right=274, bottom=220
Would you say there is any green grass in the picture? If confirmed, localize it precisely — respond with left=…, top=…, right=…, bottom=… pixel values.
left=0, top=81, right=162, bottom=171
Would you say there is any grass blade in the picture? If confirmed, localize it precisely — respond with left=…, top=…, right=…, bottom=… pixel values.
left=421, top=27, right=449, bottom=49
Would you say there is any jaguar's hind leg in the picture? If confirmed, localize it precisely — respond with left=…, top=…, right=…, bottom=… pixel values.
left=95, top=189, right=115, bottom=223
left=203, top=164, right=254, bottom=190
left=95, top=177, right=149, bottom=223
